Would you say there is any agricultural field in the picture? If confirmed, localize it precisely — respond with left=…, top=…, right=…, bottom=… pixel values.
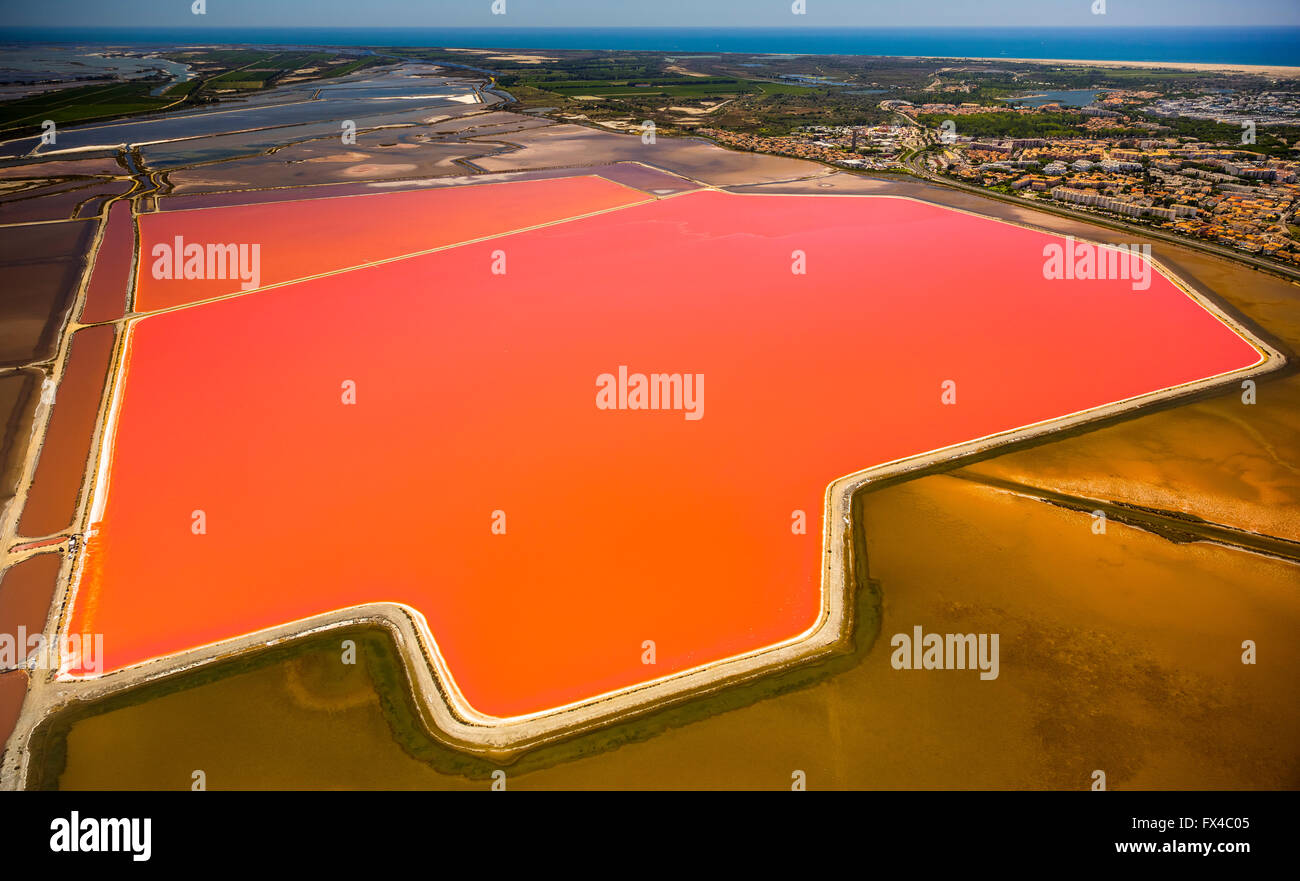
left=0, top=82, right=175, bottom=132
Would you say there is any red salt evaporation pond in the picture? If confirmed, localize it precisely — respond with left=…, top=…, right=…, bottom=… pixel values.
left=18, top=325, right=116, bottom=538
left=0, top=553, right=62, bottom=667
left=79, top=200, right=135, bottom=324
left=134, top=175, right=650, bottom=311
left=71, top=186, right=1264, bottom=718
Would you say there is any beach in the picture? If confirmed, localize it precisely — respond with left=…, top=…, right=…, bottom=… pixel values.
left=920, top=55, right=1300, bottom=78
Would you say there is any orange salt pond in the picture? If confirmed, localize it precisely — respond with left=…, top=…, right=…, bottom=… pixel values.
left=133, top=175, right=650, bottom=311
left=69, top=182, right=1266, bottom=720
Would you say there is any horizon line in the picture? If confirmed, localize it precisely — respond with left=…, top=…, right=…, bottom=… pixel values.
left=5, top=24, right=1298, bottom=31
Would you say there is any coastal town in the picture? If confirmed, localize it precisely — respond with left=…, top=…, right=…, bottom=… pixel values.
left=702, top=91, right=1300, bottom=269
left=908, top=102, right=1300, bottom=266
left=700, top=123, right=916, bottom=173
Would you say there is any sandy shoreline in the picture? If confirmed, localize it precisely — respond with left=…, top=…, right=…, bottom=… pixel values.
left=918, top=55, right=1300, bottom=78
left=434, top=43, right=1299, bottom=78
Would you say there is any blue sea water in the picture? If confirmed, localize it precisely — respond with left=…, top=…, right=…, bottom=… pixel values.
left=0, top=27, right=1297, bottom=67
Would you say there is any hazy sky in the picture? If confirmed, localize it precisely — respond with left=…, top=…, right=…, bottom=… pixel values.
left=5, top=0, right=1299, bottom=29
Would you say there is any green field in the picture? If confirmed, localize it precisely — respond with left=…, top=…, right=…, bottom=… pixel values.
left=917, top=111, right=1135, bottom=140
left=207, top=69, right=282, bottom=87
left=162, top=79, right=200, bottom=98
left=201, top=51, right=352, bottom=90
left=320, top=57, right=385, bottom=78
left=0, top=82, right=174, bottom=133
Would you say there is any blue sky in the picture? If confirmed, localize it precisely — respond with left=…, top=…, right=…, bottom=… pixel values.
left=6, top=0, right=1299, bottom=28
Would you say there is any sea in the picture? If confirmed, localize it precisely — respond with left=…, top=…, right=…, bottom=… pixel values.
left=1, top=27, right=1298, bottom=68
